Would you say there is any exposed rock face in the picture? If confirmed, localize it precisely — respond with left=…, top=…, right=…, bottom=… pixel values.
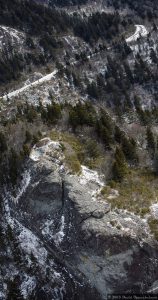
left=7, top=138, right=158, bottom=299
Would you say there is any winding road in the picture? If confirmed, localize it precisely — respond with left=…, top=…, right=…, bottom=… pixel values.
left=126, top=25, right=148, bottom=43
left=2, top=69, right=57, bottom=100
left=0, top=25, right=148, bottom=102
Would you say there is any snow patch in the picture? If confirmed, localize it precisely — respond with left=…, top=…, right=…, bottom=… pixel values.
left=53, top=215, right=65, bottom=247
left=18, top=226, right=47, bottom=265
left=3, top=189, right=48, bottom=267
left=30, top=138, right=61, bottom=162
left=21, top=275, right=36, bottom=299
left=0, top=26, right=25, bottom=49
left=12, top=170, right=31, bottom=203
left=150, top=203, right=158, bottom=219
left=0, top=26, right=23, bottom=41
left=107, top=189, right=119, bottom=200
left=79, top=165, right=104, bottom=187
left=0, top=290, right=5, bottom=299
left=42, top=219, right=54, bottom=237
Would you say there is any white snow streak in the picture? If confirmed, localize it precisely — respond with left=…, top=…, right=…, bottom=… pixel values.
left=53, top=216, right=65, bottom=246
left=12, top=170, right=31, bottom=204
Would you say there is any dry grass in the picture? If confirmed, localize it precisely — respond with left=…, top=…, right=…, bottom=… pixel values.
left=50, top=130, right=104, bottom=174
left=50, top=130, right=82, bottom=174
left=102, top=168, right=158, bottom=216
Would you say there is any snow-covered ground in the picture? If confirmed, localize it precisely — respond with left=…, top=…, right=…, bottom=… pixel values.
left=21, top=275, right=36, bottom=299
left=79, top=165, right=104, bottom=187
left=79, top=165, right=105, bottom=202
left=30, top=138, right=61, bottom=162
left=150, top=203, right=158, bottom=219
left=18, top=225, right=48, bottom=265
left=0, top=25, right=25, bottom=49
left=2, top=180, right=66, bottom=299
left=2, top=70, right=57, bottom=100
left=147, top=282, right=158, bottom=294
left=3, top=190, right=48, bottom=266
left=0, top=26, right=23, bottom=41
left=12, top=170, right=31, bottom=204
left=126, top=25, right=148, bottom=43
left=65, top=2, right=128, bottom=16
left=53, top=215, right=65, bottom=247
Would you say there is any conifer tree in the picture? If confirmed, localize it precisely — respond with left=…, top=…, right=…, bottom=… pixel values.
left=154, top=151, right=158, bottom=175
left=112, top=146, right=127, bottom=182
left=122, top=136, right=138, bottom=163
left=146, top=127, right=155, bottom=151
left=114, top=125, right=124, bottom=144
left=7, top=277, right=23, bottom=300
left=0, top=132, right=7, bottom=154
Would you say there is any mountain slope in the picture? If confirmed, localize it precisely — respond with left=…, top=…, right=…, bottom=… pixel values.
left=1, top=0, right=158, bottom=299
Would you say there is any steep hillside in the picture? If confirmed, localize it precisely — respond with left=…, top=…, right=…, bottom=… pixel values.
left=1, top=0, right=158, bottom=299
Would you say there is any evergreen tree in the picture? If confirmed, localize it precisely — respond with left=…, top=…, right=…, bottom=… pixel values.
left=154, top=151, right=158, bottom=175
left=22, top=144, right=30, bottom=157
left=112, top=147, right=127, bottom=182
left=25, top=130, right=32, bottom=143
left=85, top=140, right=99, bottom=159
left=114, top=125, right=124, bottom=144
left=69, top=102, right=95, bottom=129
left=101, top=126, right=113, bottom=149
left=96, top=119, right=113, bottom=149
left=87, top=81, right=99, bottom=99
left=0, top=132, right=7, bottom=153
left=69, top=109, right=80, bottom=130
left=100, top=109, right=113, bottom=135
left=7, top=277, right=23, bottom=300
left=41, top=101, right=61, bottom=124
left=146, top=127, right=155, bottom=151
left=122, top=136, right=138, bottom=163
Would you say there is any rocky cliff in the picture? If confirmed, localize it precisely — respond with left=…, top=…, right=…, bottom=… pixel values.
left=1, top=137, right=158, bottom=299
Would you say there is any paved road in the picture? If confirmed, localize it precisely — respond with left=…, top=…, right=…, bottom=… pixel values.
left=1, top=25, right=148, bottom=101
left=126, top=25, right=148, bottom=43
left=2, top=69, right=57, bottom=100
